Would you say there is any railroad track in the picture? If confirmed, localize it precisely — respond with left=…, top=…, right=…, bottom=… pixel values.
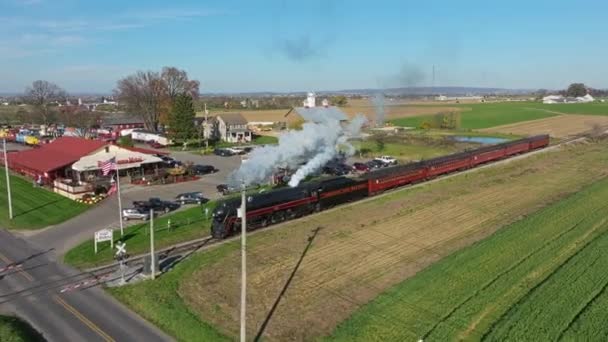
left=78, top=131, right=601, bottom=283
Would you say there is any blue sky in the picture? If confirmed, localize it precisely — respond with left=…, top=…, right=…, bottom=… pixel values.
left=1, top=0, right=607, bottom=93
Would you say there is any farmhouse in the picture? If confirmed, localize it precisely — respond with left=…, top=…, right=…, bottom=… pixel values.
left=542, top=94, right=595, bottom=104
left=3, top=136, right=165, bottom=199
left=213, top=113, right=252, bottom=143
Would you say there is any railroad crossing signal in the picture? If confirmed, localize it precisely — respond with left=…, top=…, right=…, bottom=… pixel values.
left=115, top=241, right=127, bottom=258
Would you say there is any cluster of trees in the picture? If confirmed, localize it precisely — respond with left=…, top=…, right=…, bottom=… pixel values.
left=420, top=111, right=461, bottom=130
left=115, top=66, right=199, bottom=132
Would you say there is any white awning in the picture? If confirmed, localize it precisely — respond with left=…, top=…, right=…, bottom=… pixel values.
left=71, top=144, right=163, bottom=172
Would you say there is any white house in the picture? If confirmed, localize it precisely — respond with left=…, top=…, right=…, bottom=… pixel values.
left=213, top=113, right=252, bottom=143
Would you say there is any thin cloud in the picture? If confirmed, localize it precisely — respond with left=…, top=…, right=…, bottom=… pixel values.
left=0, top=7, right=224, bottom=33
left=128, top=8, right=223, bottom=21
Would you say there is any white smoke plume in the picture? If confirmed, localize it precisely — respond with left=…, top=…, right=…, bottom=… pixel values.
left=372, top=93, right=385, bottom=126
left=228, top=114, right=367, bottom=188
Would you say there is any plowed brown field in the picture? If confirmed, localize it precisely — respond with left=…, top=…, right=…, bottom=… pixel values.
left=213, top=99, right=466, bottom=123
left=180, top=140, right=608, bottom=341
left=481, top=114, right=608, bottom=137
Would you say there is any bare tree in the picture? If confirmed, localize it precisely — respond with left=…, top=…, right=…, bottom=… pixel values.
left=115, top=71, right=167, bottom=131
left=25, top=80, right=67, bottom=124
left=161, top=66, right=200, bottom=101
left=57, top=106, right=100, bottom=133
left=115, top=67, right=200, bottom=131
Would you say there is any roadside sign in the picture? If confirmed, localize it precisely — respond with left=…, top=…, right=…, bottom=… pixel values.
left=94, top=228, right=113, bottom=254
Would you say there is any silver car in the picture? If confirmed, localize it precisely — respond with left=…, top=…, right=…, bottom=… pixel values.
left=122, top=208, right=150, bottom=221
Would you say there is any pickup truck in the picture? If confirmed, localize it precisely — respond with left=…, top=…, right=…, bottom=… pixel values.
left=133, top=197, right=180, bottom=213
left=374, top=155, right=398, bottom=165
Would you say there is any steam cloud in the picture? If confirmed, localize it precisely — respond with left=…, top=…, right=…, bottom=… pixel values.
left=228, top=114, right=367, bottom=188
left=372, top=93, right=385, bottom=126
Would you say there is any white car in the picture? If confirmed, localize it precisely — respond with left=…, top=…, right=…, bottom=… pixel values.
left=374, top=155, right=397, bottom=165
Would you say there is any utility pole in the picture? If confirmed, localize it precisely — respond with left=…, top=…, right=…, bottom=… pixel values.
left=204, top=103, right=209, bottom=150
left=240, top=180, right=247, bottom=342
left=3, top=139, right=13, bottom=220
left=149, top=208, right=155, bottom=280
left=115, top=163, right=124, bottom=236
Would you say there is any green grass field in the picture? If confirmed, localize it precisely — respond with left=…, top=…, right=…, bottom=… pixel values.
left=0, top=169, right=88, bottom=229
left=64, top=202, right=215, bottom=269
left=328, top=176, right=608, bottom=341
left=391, top=101, right=608, bottom=130
left=526, top=102, right=608, bottom=115
left=392, top=102, right=556, bottom=129
left=0, top=315, right=44, bottom=342
left=353, top=140, right=458, bottom=161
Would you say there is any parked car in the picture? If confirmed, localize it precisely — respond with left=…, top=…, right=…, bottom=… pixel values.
left=367, top=159, right=388, bottom=169
left=175, top=192, right=209, bottom=205
left=148, top=141, right=165, bottom=149
left=214, top=148, right=234, bottom=156
left=374, top=155, right=398, bottom=165
left=323, top=163, right=351, bottom=176
left=217, top=183, right=238, bottom=195
left=192, top=164, right=218, bottom=175
left=122, top=208, right=151, bottom=221
left=133, top=197, right=180, bottom=213
left=160, top=155, right=182, bottom=167
left=352, top=162, right=370, bottom=172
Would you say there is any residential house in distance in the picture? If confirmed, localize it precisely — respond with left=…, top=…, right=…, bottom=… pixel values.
left=213, top=113, right=252, bottom=143
left=542, top=94, right=595, bottom=104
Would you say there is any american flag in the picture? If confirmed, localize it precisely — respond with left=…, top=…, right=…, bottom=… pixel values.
left=100, top=157, right=116, bottom=176
left=106, top=182, right=117, bottom=196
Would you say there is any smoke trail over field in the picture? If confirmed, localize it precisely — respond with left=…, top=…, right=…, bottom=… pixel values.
left=228, top=114, right=367, bottom=188
left=372, top=93, right=385, bottom=126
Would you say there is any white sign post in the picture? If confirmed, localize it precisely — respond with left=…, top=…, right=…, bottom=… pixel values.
left=94, top=228, right=114, bottom=254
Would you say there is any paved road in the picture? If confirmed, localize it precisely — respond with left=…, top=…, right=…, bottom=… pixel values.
left=0, top=229, right=173, bottom=342
left=26, top=152, right=241, bottom=256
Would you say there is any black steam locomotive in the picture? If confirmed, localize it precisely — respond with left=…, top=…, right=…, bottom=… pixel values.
left=211, top=177, right=367, bottom=238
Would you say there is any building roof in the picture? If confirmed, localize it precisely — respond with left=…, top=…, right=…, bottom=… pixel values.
left=7, top=137, right=107, bottom=173
left=216, top=113, right=248, bottom=125
left=122, top=146, right=170, bottom=156
left=101, top=115, right=145, bottom=126
left=293, top=106, right=348, bottom=123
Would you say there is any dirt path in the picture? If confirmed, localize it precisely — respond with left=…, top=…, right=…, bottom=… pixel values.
left=179, top=140, right=608, bottom=341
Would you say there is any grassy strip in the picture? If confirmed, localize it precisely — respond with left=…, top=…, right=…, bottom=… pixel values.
left=64, top=202, right=215, bottom=269
left=525, top=102, right=608, bottom=115
left=0, top=315, right=45, bottom=342
left=108, top=241, right=236, bottom=342
left=0, top=168, right=88, bottom=230
left=327, top=177, right=608, bottom=341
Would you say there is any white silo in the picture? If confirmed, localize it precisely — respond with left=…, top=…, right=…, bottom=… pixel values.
left=303, top=92, right=316, bottom=108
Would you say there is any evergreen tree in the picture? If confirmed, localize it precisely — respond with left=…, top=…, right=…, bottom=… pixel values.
left=168, top=93, right=196, bottom=142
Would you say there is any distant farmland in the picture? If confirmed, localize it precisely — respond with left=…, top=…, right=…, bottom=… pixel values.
left=391, top=101, right=608, bottom=130
left=330, top=176, right=608, bottom=341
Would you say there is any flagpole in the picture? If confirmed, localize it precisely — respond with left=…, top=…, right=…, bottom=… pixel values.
left=115, top=155, right=124, bottom=236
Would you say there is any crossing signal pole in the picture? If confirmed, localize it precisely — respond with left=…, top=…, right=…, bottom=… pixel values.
left=3, top=139, right=13, bottom=220
left=240, top=180, right=247, bottom=342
